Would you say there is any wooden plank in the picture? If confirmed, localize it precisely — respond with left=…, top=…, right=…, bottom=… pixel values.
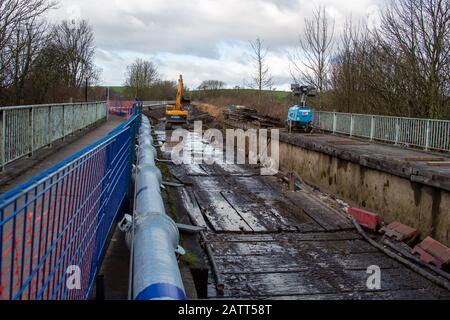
left=220, top=271, right=336, bottom=297
left=185, top=163, right=209, bottom=176
left=193, top=190, right=253, bottom=232
left=286, top=192, right=353, bottom=231
left=206, top=233, right=277, bottom=243
left=179, top=187, right=209, bottom=229
left=210, top=239, right=378, bottom=257
left=263, top=290, right=448, bottom=300
left=232, top=176, right=279, bottom=200
left=213, top=252, right=402, bottom=274
left=404, top=157, right=445, bottom=162
left=220, top=192, right=268, bottom=232
left=207, top=231, right=362, bottom=243
left=427, top=161, right=450, bottom=167
left=267, top=197, right=325, bottom=233
left=338, top=268, right=447, bottom=293
left=221, top=191, right=299, bottom=232
left=217, top=267, right=444, bottom=298
left=191, top=176, right=228, bottom=192
left=215, top=163, right=248, bottom=175
left=198, top=164, right=219, bottom=176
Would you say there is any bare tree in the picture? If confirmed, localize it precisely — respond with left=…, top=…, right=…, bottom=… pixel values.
left=379, top=0, right=450, bottom=118
left=0, top=0, right=56, bottom=104
left=330, top=18, right=374, bottom=113
left=0, top=0, right=56, bottom=52
left=51, top=20, right=99, bottom=88
left=124, top=59, right=159, bottom=99
left=0, top=2, right=107, bottom=105
left=290, top=5, right=335, bottom=95
left=7, top=18, right=49, bottom=103
left=197, top=80, right=226, bottom=91
left=149, top=80, right=177, bottom=100
left=329, top=0, right=449, bottom=119
left=248, top=37, right=274, bottom=92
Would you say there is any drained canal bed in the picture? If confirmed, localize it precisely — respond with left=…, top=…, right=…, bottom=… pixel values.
left=156, top=124, right=450, bottom=300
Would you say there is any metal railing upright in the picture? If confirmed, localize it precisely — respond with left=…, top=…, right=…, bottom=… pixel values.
left=0, top=102, right=142, bottom=300
left=313, top=111, right=450, bottom=152
left=0, top=101, right=108, bottom=171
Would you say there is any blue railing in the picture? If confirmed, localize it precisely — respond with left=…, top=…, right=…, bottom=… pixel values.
left=0, top=102, right=142, bottom=300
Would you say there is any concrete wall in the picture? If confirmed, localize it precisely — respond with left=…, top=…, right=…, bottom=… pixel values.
left=279, top=141, right=450, bottom=246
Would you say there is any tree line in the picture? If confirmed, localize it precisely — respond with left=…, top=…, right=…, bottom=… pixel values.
left=329, top=0, right=449, bottom=119
left=193, top=0, right=450, bottom=120
left=123, top=58, right=178, bottom=101
left=0, top=0, right=100, bottom=106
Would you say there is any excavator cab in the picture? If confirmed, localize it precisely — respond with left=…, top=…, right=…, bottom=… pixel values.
left=165, top=75, right=190, bottom=128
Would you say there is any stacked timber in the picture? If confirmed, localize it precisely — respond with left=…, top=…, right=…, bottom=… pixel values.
left=225, top=105, right=281, bottom=128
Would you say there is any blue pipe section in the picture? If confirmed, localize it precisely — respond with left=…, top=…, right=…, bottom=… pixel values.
left=132, top=116, right=186, bottom=300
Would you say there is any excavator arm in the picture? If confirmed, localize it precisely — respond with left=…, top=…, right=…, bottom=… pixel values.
left=175, top=75, right=183, bottom=111
left=166, top=75, right=189, bottom=126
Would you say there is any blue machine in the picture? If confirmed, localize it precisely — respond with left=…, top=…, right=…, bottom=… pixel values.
left=287, top=84, right=317, bottom=132
left=287, top=106, right=314, bottom=130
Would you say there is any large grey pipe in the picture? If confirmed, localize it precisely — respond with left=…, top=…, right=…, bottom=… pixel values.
left=131, top=116, right=186, bottom=300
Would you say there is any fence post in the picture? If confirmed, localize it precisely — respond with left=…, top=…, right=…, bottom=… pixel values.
left=72, top=104, right=75, bottom=134
left=29, top=107, right=34, bottom=157
left=394, top=118, right=400, bottom=145
left=370, top=116, right=375, bottom=141
left=350, top=115, right=354, bottom=137
left=1, top=110, right=5, bottom=172
left=62, top=105, right=66, bottom=141
left=448, top=123, right=450, bottom=152
left=333, top=112, right=337, bottom=134
left=313, top=111, right=318, bottom=129
left=48, top=106, right=52, bottom=147
left=425, top=120, right=431, bottom=151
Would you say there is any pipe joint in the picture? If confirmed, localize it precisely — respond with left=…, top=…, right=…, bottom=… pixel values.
left=134, top=212, right=180, bottom=247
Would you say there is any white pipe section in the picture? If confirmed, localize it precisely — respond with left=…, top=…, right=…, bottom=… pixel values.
left=138, top=135, right=154, bottom=148
left=131, top=116, right=186, bottom=300
left=139, top=126, right=151, bottom=136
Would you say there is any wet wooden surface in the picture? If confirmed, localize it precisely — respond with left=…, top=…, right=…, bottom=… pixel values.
left=160, top=129, right=450, bottom=300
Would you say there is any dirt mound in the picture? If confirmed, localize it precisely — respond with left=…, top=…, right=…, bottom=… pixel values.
left=192, top=102, right=226, bottom=122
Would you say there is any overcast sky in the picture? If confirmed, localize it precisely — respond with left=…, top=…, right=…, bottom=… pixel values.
left=47, top=0, right=386, bottom=90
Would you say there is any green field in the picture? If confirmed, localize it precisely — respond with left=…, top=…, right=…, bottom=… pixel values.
left=270, top=90, right=291, bottom=102
left=108, top=86, right=127, bottom=93
left=190, top=89, right=291, bottom=102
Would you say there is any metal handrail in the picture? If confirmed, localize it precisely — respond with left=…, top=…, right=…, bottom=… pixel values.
left=0, top=101, right=107, bottom=111
left=0, top=101, right=108, bottom=171
left=0, top=102, right=142, bottom=300
left=313, top=111, right=450, bottom=152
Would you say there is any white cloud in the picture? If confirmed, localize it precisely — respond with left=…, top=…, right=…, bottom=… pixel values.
left=46, top=0, right=386, bottom=89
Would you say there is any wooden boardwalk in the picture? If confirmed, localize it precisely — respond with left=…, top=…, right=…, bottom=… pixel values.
left=161, top=130, right=450, bottom=300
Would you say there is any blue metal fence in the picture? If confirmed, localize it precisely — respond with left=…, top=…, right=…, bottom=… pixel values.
left=0, top=102, right=142, bottom=300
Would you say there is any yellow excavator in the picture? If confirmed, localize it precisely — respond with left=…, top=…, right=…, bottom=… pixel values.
left=165, top=75, right=190, bottom=129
